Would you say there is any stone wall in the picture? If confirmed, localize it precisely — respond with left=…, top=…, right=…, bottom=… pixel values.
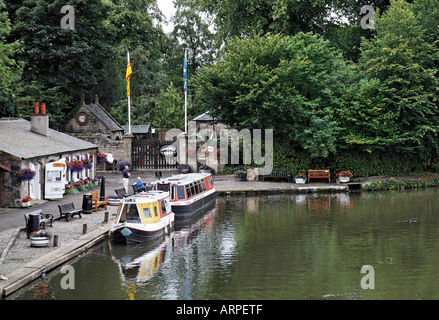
left=0, top=152, right=21, bottom=207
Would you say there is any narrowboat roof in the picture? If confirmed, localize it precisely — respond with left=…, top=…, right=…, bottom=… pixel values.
left=147, top=173, right=212, bottom=185
left=122, top=190, right=170, bottom=203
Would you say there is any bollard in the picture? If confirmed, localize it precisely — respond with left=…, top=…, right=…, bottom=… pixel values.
left=83, top=224, right=87, bottom=235
left=104, top=211, right=109, bottom=223
left=53, top=235, right=59, bottom=247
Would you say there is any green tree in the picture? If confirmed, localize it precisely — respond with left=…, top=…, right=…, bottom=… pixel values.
left=9, top=0, right=115, bottom=124
left=0, top=0, right=22, bottom=117
left=359, top=0, right=439, bottom=159
left=193, top=32, right=352, bottom=158
left=152, top=82, right=186, bottom=130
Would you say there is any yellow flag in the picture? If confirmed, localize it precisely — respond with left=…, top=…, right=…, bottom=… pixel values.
left=126, top=55, right=132, bottom=97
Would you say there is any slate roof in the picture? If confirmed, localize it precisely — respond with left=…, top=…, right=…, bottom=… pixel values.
left=123, top=124, right=150, bottom=134
left=84, top=103, right=123, bottom=132
left=0, top=118, right=98, bottom=160
left=193, top=112, right=214, bottom=122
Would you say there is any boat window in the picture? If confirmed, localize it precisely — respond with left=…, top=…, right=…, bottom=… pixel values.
left=154, top=206, right=158, bottom=217
left=158, top=184, right=170, bottom=192
left=143, top=207, right=151, bottom=219
left=126, top=204, right=141, bottom=222
left=200, top=180, right=206, bottom=192
left=177, top=185, right=186, bottom=200
left=161, top=200, right=166, bottom=215
left=171, top=186, right=175, bottom=200
left=208, top=177, right=213, bottom=188
left=186, top=185, right=192, bottom=198
left=190, top=183, right=196, bottom=196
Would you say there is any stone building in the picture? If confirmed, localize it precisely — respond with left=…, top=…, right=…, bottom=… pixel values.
left=0, top=105, right=98, bottom=208
left=65, top=97, right=125, bottom=160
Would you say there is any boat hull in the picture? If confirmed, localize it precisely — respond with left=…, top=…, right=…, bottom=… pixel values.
left=111, top=227, right=168, bottom=245
left=172, top=191, right=216, bottom=220
left=111, top=215, right=174, bottom=245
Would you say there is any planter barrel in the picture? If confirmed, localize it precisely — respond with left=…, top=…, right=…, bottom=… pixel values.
left=30, top=237, right=50, bottom=247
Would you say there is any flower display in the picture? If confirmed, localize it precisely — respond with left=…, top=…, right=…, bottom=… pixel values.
left=336, top=171, right=353, bottom=178
left=21, top=196, right=32, bottom=203
left=83, top=158, right=93, bottom=169
left=97, top=152, right=108, bottom=163
left=67, top=159, right=84, bottom=172
left=29, top=229, right=50, bottom=238
left=177, top=164, right=189, bottom=170
left=17, top=168, right=36, bottom=181
left=295, top=173, right=306, bottom=178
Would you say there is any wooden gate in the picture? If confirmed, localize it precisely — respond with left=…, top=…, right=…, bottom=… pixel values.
left=132, top=139, right=177, bottom=170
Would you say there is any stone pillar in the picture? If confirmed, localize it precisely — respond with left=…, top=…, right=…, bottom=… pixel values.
left=177, top=133, right=187, bottom=165
left=123, top=133, right=134, bottom=164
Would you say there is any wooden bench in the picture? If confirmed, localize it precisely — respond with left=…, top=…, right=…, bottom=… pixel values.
left=91, top=190, right=108, bottom=212
left=24, top=210, right=54, bottom=231
left=308, top=170, right=330, bottom=183
left=260, top=168, right=291, bottom=182
left=58, top=203, right=82, bottom=221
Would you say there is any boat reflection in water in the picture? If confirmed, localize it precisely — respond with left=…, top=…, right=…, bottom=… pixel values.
left=110, top=201, right=218, bottom=291
left=110, top=234, right=173, bottom=286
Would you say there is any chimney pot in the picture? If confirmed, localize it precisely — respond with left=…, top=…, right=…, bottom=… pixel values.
left=34, top=102, right=39, bottom=115
left=41, top=103, right=46, bottom=115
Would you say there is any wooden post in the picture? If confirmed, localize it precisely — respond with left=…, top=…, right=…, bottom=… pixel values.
left=83, top=224, right=87, bottom=235
left=104, top=211, right=109, bottom=223
left=53, top=235, right=59, bottom=247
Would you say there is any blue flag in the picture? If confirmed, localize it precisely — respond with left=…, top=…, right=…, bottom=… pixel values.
left=183, top=52, right=187, bottom=93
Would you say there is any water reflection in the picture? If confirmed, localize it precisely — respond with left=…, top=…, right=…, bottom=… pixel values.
left=12, top=189, right=439, bottom=300
left=107, top=202, right=220, bottom=300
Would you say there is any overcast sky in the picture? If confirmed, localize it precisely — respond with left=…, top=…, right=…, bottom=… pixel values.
left=157, top=0, right=176, bottom=33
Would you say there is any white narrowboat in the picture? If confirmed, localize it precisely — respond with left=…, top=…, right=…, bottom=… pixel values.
left=110, top=190, right=174, bottom=245
left=147, top=173, right=216, bottom=219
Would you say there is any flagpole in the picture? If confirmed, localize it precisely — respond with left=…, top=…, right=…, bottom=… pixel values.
left=127, top=52, right=131, bottom=134
left=184, top=48, right=188, bottom=134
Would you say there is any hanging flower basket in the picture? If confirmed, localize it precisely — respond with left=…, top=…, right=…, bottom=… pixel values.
left=17, top=168, right=36, bottom=181
left=83, top=158, right=93, bottom=169
left=97, top=152, right=108, bottom=163
left=67, top=160, right=84, bottom=172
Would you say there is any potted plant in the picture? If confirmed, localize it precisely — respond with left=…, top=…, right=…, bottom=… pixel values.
left=337, top=171, right=353, bottom=183
left=29, top=229, right=51, bottom=247
left=177, top=164, right=190, bottom=174
left=234, top=168, right=247, bottom=181
left=20, top=196, right=34, bottom=207
left=199, top=164, right=212, bottom=173
left=294, top=173, right=307, bottom=184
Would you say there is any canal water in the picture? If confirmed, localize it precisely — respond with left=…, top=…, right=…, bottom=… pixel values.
left=13, top=189, right=439, bottom=300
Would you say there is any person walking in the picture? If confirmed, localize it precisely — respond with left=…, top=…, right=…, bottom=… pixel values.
left=123, top=165, right=131, bottom=192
